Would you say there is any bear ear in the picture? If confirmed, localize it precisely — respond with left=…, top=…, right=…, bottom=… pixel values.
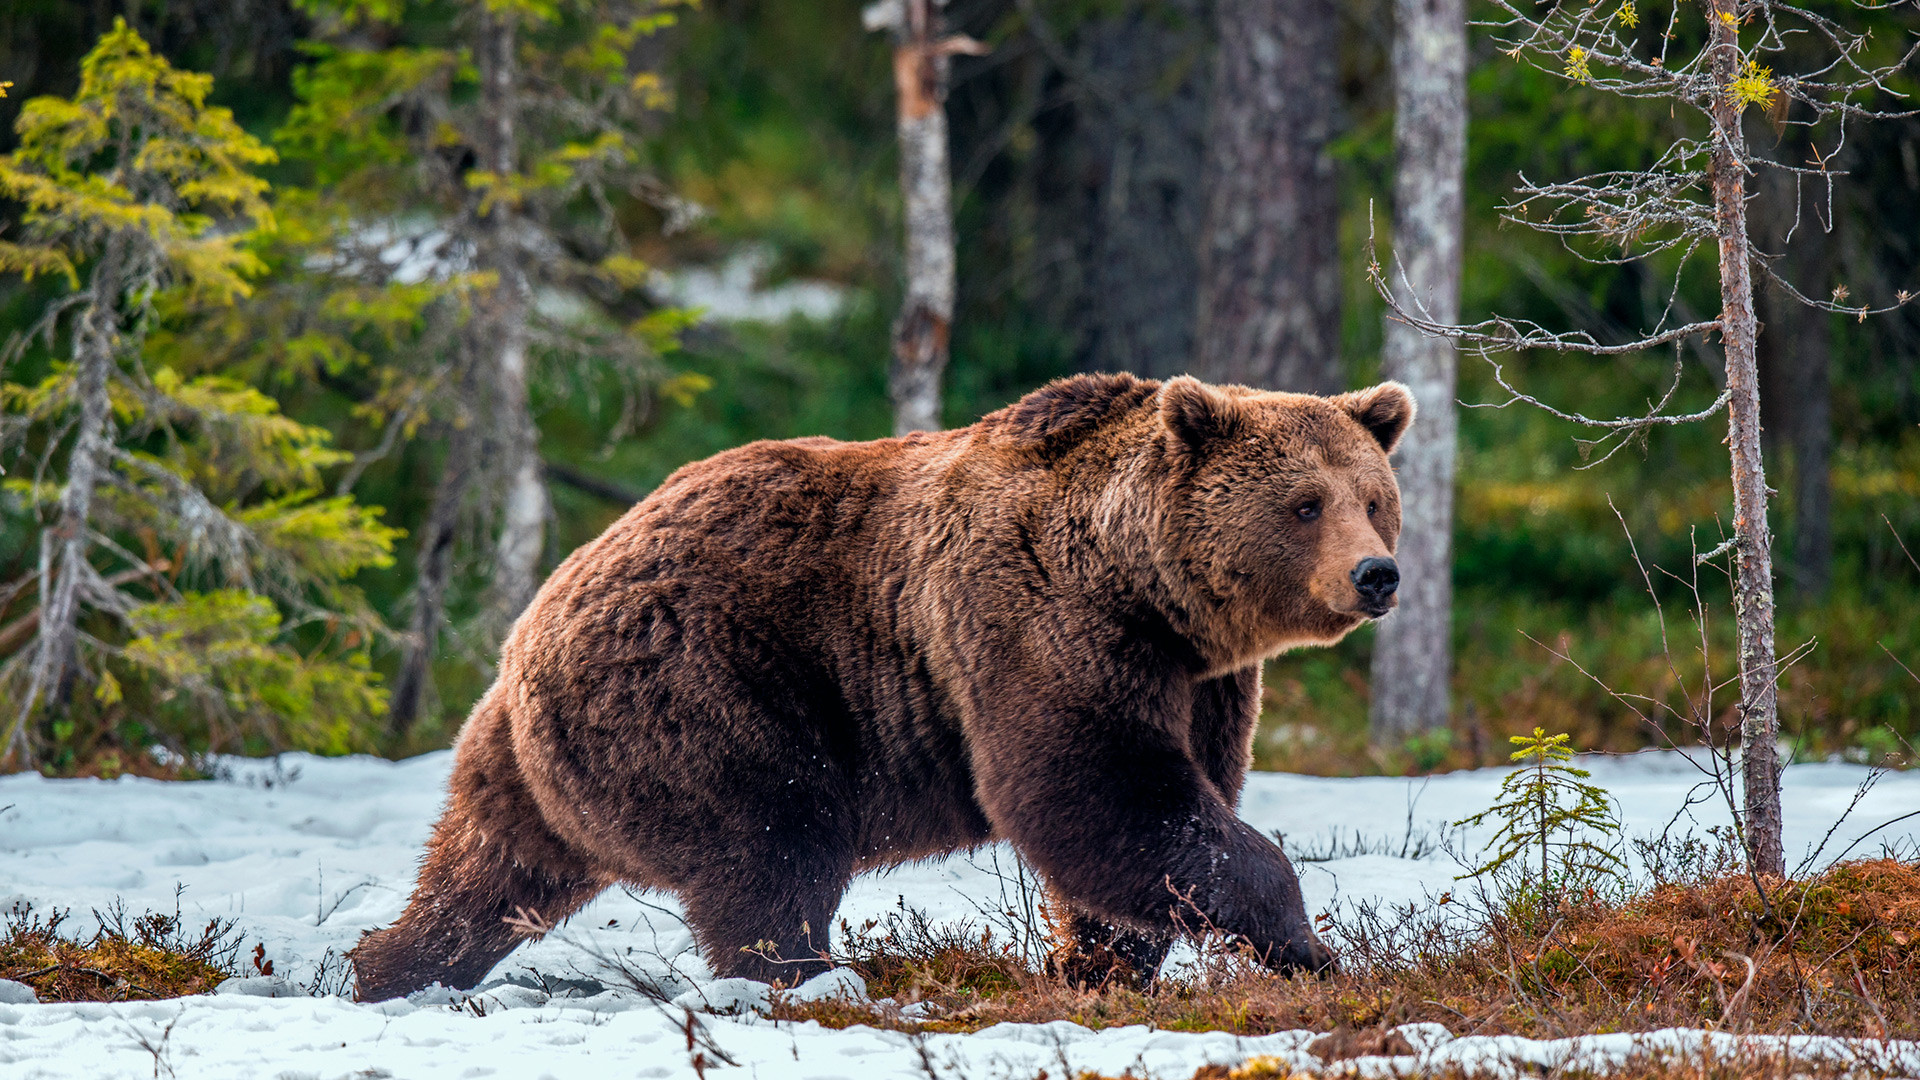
left=1160, top=375, right=1245, bottom=450
left=1335, top=381, right=1416, bottom=455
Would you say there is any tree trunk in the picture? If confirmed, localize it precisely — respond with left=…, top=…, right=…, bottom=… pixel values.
left=1755, top=136, right=1834, bottom=601
left=1369, top=0, right=1465, bottom=744
left=387, top=424, right=474, bottom=741
left=1025, top=0, right=1210, bottom=379
left=1193, top=0, right=1342, bottom=394
left=474, top=3, right=549, bottom=629
left=878, top=0, right=967, bottom=435
left=10, top=236, right=125, bottom=765
left=1708, top=0, right=1784, bottom=879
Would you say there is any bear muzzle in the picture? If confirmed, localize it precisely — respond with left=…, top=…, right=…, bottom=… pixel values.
left=1350, top=556, right=1399, bottom=618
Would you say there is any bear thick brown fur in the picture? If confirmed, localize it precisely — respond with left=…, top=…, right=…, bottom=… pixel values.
left=351, top=372, right=1415, bottom=1000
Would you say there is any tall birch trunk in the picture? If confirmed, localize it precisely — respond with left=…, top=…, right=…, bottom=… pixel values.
left=870, top=0, right=978, bottom=435
left=1194, top=0, right=1342, bottom=394
left=11, top=236, right=126, bottom=764
left=475, top=4, right=549, bottom=629
left=1708, top=0, right=1784, bottom=878
left=1370, top=0, right=1465, bottom=743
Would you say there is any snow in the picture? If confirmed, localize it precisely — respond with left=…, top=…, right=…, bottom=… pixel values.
left=3, top=750, right=1919, bottom=1078
left=649, top=245, right=851, bottom=324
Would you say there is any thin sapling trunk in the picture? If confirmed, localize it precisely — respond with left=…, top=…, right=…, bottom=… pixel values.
left=1707, top=0, right=1784, bottom=878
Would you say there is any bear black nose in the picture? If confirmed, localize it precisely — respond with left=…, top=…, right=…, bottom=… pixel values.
left=1350, top=556, right=1399, bottom=615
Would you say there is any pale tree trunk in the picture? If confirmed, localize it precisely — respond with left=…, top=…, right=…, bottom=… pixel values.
left=475, top=4, right=549, bottom=630
left=1708, top=0, right=1784, bottom=879
left=10, top=236, right=126, bottom=765
left=387, top=421, right=475, bottom=741
left=1370, top=0, right=1465, bottom=743
left=869, top=0, right=981, bottom=435
left=1194, top=0, right=1342, bottom=394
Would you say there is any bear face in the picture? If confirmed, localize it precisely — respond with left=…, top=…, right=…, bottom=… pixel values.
left=1154, top=376, right=1415, bottom=669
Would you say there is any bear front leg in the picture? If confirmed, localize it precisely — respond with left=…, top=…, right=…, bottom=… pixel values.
left=1045, top=890, right=1172, bottom=990
left=975, top=705, right=1335, bottom=976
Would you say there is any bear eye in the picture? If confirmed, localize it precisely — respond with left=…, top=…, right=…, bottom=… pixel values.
left=1367, top=500, right=1378, bottom=517
left=1296, top=500, right=1321, bottom=522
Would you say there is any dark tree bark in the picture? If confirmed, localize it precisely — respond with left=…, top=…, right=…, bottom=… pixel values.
left=1757, top=154, right=1834, bottom=599
left=1369, top=0, right=1465, bottom=743
left=1193, top=0, right=1343, bottom=393
left=1707, top=0, right=1784, bottom=879
left=388, top=420, right=475, bottom=741
left=1024, top=0, right=1210, bottom=378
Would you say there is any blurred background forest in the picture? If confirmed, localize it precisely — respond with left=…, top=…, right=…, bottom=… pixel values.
left=1, top=0, right=1916, bottom=777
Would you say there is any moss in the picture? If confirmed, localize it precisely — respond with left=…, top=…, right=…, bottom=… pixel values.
left=0, top=900, right=246, bottom=1002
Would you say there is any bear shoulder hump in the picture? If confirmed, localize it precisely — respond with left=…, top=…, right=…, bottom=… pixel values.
left=991, top=372, right=1160, bottom=452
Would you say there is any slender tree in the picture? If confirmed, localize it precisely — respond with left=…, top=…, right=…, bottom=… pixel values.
left=1376, top=0, right=1919, bottom=875
left=1194, top=0, right=1344, bottom=395
left=1369, top=0, right=1467, bottom=744
left=866, top=0, right=985, bottom=435
left=275, top=0, right=697, bottom=738
left=0, top=23, right=397, bottom=768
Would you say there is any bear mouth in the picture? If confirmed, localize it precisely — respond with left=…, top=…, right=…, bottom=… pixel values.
left=1356, top=598, right=1396, bottom=619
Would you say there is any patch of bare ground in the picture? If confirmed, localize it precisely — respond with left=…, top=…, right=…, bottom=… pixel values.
left=770, top=858, right=1920, bottom=1045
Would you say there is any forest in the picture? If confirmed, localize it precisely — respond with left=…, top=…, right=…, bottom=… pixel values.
left=8, top=3, right=1920, bottom=1074
left=0, top=0, right=1916, bottom=784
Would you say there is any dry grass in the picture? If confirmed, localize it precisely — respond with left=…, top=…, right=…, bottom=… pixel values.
left=1110, top=1049, right=1895, bottom=1080
left=770, top=859, right=1920, bottom=1044
left=0, top=898, right=246, bottom=1002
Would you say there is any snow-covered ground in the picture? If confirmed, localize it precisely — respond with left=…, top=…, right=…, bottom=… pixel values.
left=3, top=750, right=1918, bottom=1078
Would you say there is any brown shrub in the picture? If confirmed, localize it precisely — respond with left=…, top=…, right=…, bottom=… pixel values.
left=1, top=899, right=246, bottom=1002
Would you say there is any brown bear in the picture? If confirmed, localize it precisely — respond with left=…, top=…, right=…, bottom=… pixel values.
left=351, top=372, right=1414, bottom=1001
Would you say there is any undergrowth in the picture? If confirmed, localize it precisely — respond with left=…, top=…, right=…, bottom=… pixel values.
left=769, top=858, right=1920, bottom=1042
left=0, top=897, right=246, bottom=1002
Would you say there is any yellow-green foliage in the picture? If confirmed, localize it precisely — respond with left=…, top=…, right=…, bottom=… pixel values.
left=0, top=23, right=399, bottom=769
left=0, top=19, right=273, bottom=297
left=1454, top=728, right=1627, bottom=893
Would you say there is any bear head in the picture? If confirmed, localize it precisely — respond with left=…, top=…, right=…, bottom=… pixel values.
left=1151, top=376, right=1416, bottom=668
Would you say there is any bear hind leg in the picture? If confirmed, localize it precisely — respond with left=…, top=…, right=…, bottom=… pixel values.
left=352, top=702, right=610, bottom=1002
left=352, top=813, right=607, bottom=1001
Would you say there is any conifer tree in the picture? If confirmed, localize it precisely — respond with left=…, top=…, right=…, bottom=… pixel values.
left=0, top=22, right=399, bottom=769
left=1455, top=728, right=1626, bottom=891
left=260, top=0, right=698, bottom=737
